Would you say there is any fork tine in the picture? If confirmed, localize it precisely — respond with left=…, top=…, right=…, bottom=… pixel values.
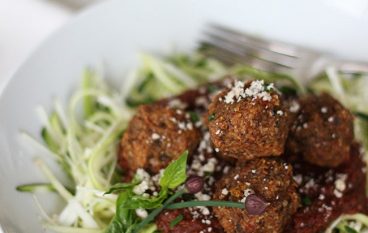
left=202, top=31, right=296, bottom=69
left=201, top=23, right=323, bottom=77
left=199, top=41, right=291, bottom=74
left=203, top=24, right=301, bottom=68
left=208, top=23, right=301, bottom=57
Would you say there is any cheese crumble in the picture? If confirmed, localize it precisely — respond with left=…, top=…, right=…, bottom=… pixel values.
left=224, top=80, right=275, bottom=104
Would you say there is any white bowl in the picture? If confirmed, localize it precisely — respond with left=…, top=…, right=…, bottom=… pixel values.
left=1, top=0, right=368, bottom=232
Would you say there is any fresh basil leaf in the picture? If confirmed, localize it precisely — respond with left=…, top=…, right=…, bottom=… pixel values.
left=159, top=151, right=188, bottom=189
left=105, top=181, right=140, bottom=194
left=345, top=226, right=358, bottom=233
left=105, top=192, right=138, bottom=233
left=170, top=214, right=183, bottom=229
left=123, top=189, right=168, bottom=209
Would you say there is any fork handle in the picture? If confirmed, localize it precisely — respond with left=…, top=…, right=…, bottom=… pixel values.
left=331, top=59, right=368, bottom=74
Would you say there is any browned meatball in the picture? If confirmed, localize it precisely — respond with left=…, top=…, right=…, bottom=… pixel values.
left=285, top=143, right=367, bottom=233
left=287, top=93, right=354, bottom=167
left=119, top=104, right=201, bottom=175
left=208, top=80, right=290, bottom=160
left=156, top=209, right=224, bottom=233
left=213, top=158, right=299, bottom=233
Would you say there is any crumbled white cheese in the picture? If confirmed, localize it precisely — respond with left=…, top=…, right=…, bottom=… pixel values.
left=191, top=159, right=202, bottom=170
left=321, top=107, right=328, bottom=113
left=135, top=208, right=148, bottom=218
left=289, top=100, right=300, bottom=113
left=221, top=188, right=229, bottom=195
left=335, top=179, right=346, bottom=192
left=293, top=175, right=303, bottom=185
left=195, top=192, right=211, bottom=201
left=240, top=188, right=255, bottom=203
left=195, top=97, right=209, bottom=108
left=199, top=207, right=210, bottom=215
left=234, top=174, right=239, bottom=180
left=224, top=80, right=274, bottom=104
left=168, top=99, right=187, bottom=109
left=202, top=158, right=217, bottom=173
left=178, top=122, right=186, bottom=130
left=151, top=133, right=160, bottom=140
left=304, top=179, right=315, bottom=189
left=136, top=168, right=150, bottom=180
left=133, top=168, right=162, bottom=196
left=334, top=174, right=347, bottom=197
left=133, top=180, right=149, bottom=195
left=333, top=189, right=343, bottom=198
left=277, top=110, right=284, bottom=116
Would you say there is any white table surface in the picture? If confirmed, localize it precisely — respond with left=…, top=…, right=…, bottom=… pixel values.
left=0, top=0, right=73, bottom=92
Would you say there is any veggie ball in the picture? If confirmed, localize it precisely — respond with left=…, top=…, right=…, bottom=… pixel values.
left=287, top=93, right=354, bottom=167
left=119, top=104, right=201, bottom=174
left=207, top=80, right=290, bottom=160
left=213, top=158, right=299, bottom=233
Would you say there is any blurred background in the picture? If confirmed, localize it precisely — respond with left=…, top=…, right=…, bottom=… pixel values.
left=1, top=0, right=368, bottom=91
left=0, top=0, right=101, bottom=90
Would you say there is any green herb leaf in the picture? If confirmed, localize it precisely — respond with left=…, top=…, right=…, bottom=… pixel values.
left=105, top=181, right=140, bottom=194
left=159, top=151, right=188, bottom=190
left=354, top=111, right=368, bottom=121
left=207, top=85, right=218, bottom=93
left=122, top=189, right=168, bottom=209
left=170, top=214, right=183, bottom=229
left=278, top=86, right=297, bottom=96
left=208, top=113, right=215, bottom=121
left=345, top=226, right=358, bottom=233
left=133, top=189, right=185, bottom=233
left=189, top=111, right=200, bottom=122
left=301, top=196, right=312, bottom=206
left=105, top=192, right=138, bottom=233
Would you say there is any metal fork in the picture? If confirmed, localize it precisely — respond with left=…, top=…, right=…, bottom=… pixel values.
left=200, top=23, right=368, bottom=81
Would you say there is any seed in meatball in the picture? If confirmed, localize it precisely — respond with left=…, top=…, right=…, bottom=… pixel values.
left=119, top=104, right=201, bottom=175
left=208, top=80, right=290, bottom=160
left=287, top=93, right=354, bottom=167
left=213, top=158, right=299, bottom=233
